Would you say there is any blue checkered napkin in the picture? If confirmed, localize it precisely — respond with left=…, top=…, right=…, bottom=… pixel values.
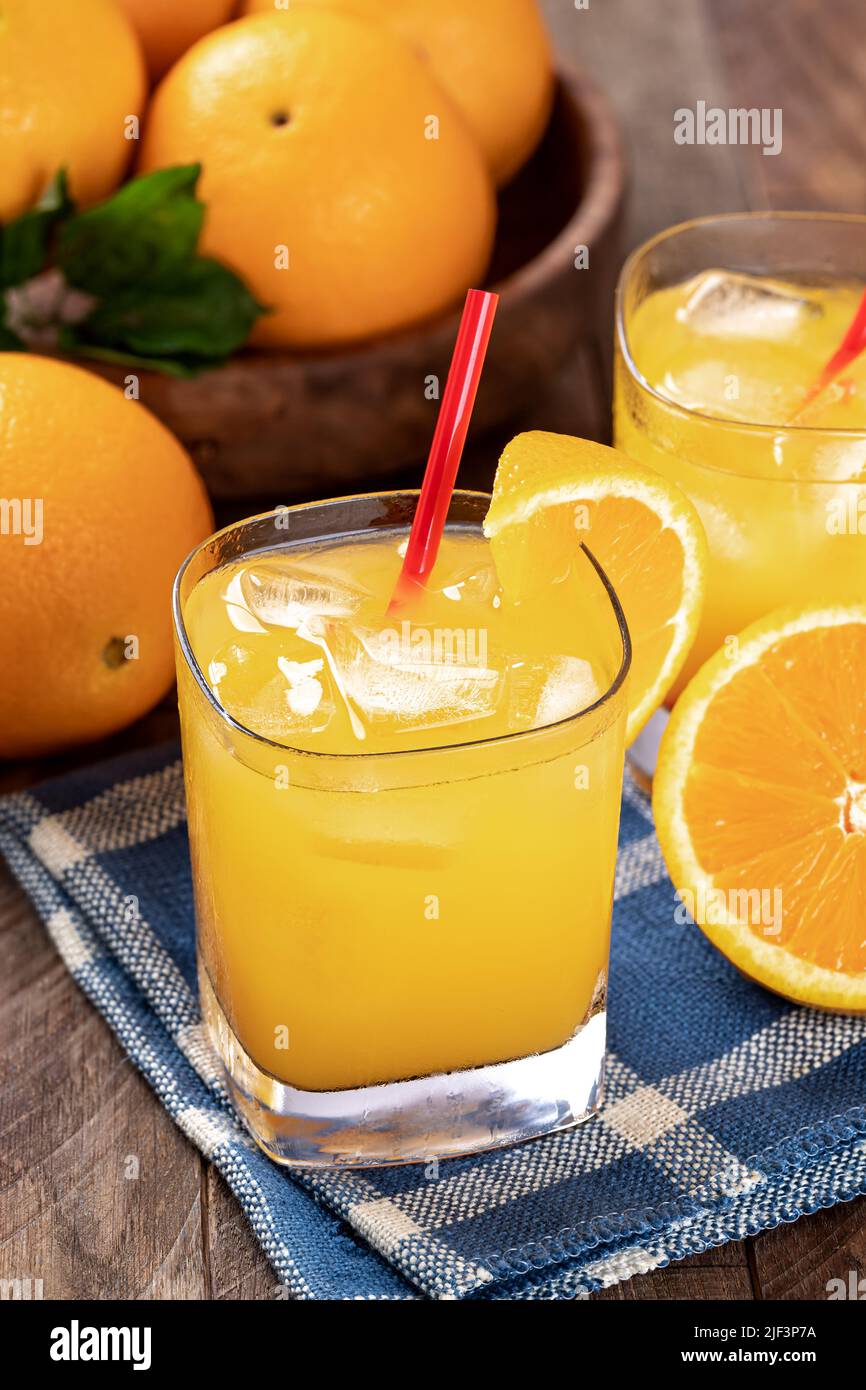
left=2, top=746, right=866, bottom=1301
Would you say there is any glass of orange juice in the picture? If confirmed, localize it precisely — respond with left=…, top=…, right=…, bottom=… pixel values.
left=173, top=490, right=630, bottom=1166
left=615, top=213, right=866, bottom=700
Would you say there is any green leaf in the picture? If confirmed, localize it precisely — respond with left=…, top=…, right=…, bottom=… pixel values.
left=57, top=338, right=204, bottom=379
left=57, top=165, right=206, bottom=297
left=1, top=164, right=266, bottom=374
left=66, top=257, right=266, bottom=365
left=0, top=171, right=73, bottom=289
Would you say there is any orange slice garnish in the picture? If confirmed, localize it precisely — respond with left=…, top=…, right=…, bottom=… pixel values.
left=484, top=431, right=708, bottom=743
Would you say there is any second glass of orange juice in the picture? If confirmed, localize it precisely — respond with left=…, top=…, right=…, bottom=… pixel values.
left=615, top=213, right=866, bottom=699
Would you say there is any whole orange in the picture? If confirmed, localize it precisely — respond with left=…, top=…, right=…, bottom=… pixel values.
left=242, top=0, right=554, bottom=186
left=0, top=0, right=146, bottom=221
left=139, top=10, right=496, bottom=348
left=0, top=355, right=213, bottom=758
left=115, top=0, right=239, bottom=82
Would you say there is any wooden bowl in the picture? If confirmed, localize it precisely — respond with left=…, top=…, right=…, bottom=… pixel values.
left=94, top=67, right=625, bottom=499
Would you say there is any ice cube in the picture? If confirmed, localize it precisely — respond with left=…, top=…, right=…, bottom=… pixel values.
left=222, top=573, right=268, bottom=635
left=437, top=558, right=501, bottom=607
left=676, top=270, right=820, bottom=340
left=207, top=642, right=250, bottom=693
left=235, top=558, right=367, bottom=631
left=532, top=657, right=602, bottom=728
left=206, top=642, right=335, bottom=738
left=248, top=671, right=336, bottom=739
left=208, top=658, right=229, bottom=689
left=277, top=656, right=326, bottom=719
left=329, top=622, right=503, bottom=733
left=660, top=359, right=791, bottom=422
left=504, top=656, right=601, bottom=730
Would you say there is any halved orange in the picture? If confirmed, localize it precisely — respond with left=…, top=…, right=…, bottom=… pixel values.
left=484, top=431, right=708, bottom=743
left=653, top=605, right=866, bottom=1011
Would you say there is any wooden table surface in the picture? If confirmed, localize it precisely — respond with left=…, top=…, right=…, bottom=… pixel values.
left=2, top=0, right=866, bottom=1300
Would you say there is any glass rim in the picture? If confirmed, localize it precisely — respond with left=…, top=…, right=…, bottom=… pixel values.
left=171, top=489, right=632, bottom=764
left=615, top=209, right=866, bottom=447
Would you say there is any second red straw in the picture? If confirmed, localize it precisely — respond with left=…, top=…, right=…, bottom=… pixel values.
left=794, top=284, right=866, bottom=419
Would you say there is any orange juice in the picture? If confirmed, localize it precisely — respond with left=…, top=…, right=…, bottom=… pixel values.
left=615, top=218, right=866, bottom=698
left=178, top=510, right=627, bottom=1098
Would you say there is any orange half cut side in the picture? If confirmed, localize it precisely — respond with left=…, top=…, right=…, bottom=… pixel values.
left=654, top=604, right=866, bottom=1011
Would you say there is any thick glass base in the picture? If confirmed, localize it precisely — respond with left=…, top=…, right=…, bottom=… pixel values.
left=200, top=962, right=607, bottom=1167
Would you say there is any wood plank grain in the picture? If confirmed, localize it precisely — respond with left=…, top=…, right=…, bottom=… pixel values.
left=594, top=1240, right=755, bottom=1300
left=205, top=1169, right=280, bottom=1301
left=541, top=0, right=751, bottom=249
left=0, top=864, right=205, bottom=1299
left=749, top=1197, right=866, bottom=1300
left=707, top=0, right=866, bottom=211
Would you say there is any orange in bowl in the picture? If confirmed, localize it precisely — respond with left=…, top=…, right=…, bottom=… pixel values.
left=139, top=9, right=496, bottom=348
left=242, top=0, right=555, bottom=186
left=116, top=0, right=238, bottom=81
left=0, top=0, right=145, bottom=220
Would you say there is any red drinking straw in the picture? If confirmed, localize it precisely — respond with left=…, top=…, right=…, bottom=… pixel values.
left=388, top=287, right=499, bottom=612
left=793, top=285, right=866, bottom=419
